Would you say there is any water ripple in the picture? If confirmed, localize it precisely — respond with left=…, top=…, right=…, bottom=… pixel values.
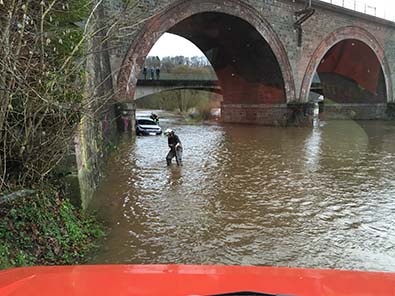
left=89, top=118, right=395, bottom=272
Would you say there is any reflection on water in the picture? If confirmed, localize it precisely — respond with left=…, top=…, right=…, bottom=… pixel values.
left=89, top=113, right=395, bottom=272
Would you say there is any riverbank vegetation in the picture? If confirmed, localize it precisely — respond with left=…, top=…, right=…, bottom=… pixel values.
left=0, top=0, right=89, bottom=189
left=136, top=89, right=222, bottom=121
left=0, top=0, right=104, bottom=269
left=0, top=190, right=103, bottom=269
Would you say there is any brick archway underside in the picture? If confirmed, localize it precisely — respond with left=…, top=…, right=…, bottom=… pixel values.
left=117, top=0, right=295, bottom=104
left=300, top=26, right=393, bottom=104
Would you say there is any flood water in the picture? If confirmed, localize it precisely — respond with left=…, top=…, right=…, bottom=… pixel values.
left=89, top=111, right=395, bottom=272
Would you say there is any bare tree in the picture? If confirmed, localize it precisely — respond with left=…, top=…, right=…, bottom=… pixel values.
left=0, top=0, right=173, bottom=191
left=0, top=0, right=105, bottom=190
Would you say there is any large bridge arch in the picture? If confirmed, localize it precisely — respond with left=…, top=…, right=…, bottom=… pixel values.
left=300, top=26, right=393, bottom=104
left=117, top=0, right=295, bottom=105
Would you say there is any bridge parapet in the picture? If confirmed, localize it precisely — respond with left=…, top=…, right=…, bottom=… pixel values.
left=319, top=0, right=395, bottom=22
left=136, top=79, right=220, bottom=87
left=137, top=72, right=217, bottom=81
left=134, top=79, right=221, bottom=100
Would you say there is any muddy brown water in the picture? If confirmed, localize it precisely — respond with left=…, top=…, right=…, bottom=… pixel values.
left=89, top=111, right=395, bottom=272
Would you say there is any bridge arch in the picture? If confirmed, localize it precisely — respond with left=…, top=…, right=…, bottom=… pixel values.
left=300, top=26, right=393, bottom=104
left=117, top=0, right=295, bottom=104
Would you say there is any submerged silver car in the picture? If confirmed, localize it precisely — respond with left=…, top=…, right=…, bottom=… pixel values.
left=135, top=117, right=162, bottom=136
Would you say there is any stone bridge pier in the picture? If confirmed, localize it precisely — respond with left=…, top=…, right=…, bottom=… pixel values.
left=107, top=0, right=395, bottom=127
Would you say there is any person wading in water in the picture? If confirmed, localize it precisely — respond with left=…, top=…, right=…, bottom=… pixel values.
left=164, top=129, right=182, bottom=166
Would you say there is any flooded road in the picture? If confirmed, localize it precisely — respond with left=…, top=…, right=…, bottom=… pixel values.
left=89, top=112, right=395, bottom=272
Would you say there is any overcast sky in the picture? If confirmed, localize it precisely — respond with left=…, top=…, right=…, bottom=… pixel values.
left=147, top=1, right=395, bottom=58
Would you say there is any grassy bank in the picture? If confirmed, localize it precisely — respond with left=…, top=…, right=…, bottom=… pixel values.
left=136, top=89, right=222, bottom=120
left=0, top=190, right=103, bottom=270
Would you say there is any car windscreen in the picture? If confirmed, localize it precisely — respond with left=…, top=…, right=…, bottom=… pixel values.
left=137, top=119, right=156, bottom=125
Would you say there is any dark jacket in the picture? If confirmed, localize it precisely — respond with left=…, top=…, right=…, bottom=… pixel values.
left=168, top=134, right=181, bottom=150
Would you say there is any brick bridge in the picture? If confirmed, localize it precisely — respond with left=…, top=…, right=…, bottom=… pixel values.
left=105, top=0, right=395, bottom=126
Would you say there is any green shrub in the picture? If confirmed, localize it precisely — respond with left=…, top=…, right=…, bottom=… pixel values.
left=0, top=190, right=103, bottom=269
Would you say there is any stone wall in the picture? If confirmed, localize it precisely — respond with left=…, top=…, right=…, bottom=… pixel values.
left=74, top=106, right=118, bottom=209
left=322, top=103, right=389, bottom=120
left=221, top=103, right=313, bottom=126
left=73, top=2, right=121, bottom=208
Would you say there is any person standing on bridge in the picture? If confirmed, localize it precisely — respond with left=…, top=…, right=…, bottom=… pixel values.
left=156, top=67, right=160, bottom=80
left=164, top=128, right=182, bottom=166
left=143, top=67, right=147, bottom=80
left=150, top=67, right=155, bottom=80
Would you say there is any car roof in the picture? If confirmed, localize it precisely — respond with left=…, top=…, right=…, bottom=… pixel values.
left=136, top=117, right=154, bottom=120
left=136, top=117, right=157, bottom=123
